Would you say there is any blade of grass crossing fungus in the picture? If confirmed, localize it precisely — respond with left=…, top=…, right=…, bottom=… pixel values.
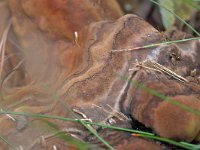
left=33, top=119, right=90, bottom=150
left=78, top=120, right=115, bottom=150
left=0, top=110, right=199, bottom=150
left=41, top=85, right=113, bottom=149
left=114, top=73, right=200, bottom=117
left=132, top=134, right=196, bottom=150
left=112, top=37, right=200, bottom=52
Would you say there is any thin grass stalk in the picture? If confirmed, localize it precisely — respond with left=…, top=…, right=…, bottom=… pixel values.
left=0, top=20, right=11, bottom=79
left=112, top=37, right=200, bottom=52
left=150, top=0, right=200, bottom=36
left=0, top=134, right=16, bottom=150
left=0, top=110, right=198, bottom=150
left=115, top=73, right=200, bottom=116
left=78, top=120, right=114, bottom=150
left=132, top=134, right=194, bottom=150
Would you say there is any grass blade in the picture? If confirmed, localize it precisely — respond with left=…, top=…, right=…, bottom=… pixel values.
left=150, top=0, right=200, bottom=36
left=0, top=134, right=16, bottom=150
left=132, top=133, right=195, bottom=150
left=0, top=110, right=198, bottom=150
left=112, top=37, right=200, bottom=52
left=115, top=73, right=200, bottom=116
left=78, top=120, right=114, bottom=150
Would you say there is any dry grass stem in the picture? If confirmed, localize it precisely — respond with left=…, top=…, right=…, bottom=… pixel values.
left=111, top=46, right=144, bottom=52
left=72, top=108, right=92, bottom=122
left=143, top=60, right=188, bottom=82
left=129, top=59, right=162, bottom=73
left=0, top=20, right=12, bottom=80
left=106, top=104, right=128, bottom=120
left=1, top=59, right=25, bottom=87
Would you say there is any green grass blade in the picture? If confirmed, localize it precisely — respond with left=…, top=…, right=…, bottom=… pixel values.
left=0, top=110, right=199, bottom=150
left=0, top=134, right=16, bottom=150
left=184, top=0, right=200, bottom=11
left=114, top=73, right=200, bottom=117
left=112, top=37, right=200, bottom=52
left=143, top=37, right=200, bottom=48
left=29, top=119, right=90, bottom=150
left=136, top=134, right=195, bottom=150
left=150, top=0, right=200, bottom=36
left=40, top=85, right=112, bottom=149
left=0, top=111, right=113, bottom=150
left=78, top=120, right=114, bottom=150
